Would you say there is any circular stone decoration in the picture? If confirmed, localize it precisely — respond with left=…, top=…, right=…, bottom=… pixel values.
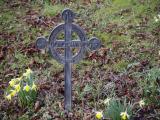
left=36, top=37, right=47, bottom=49
left=49, top=24, right=87, bottom=64
left=62, top=9, right=75, bottom=22
left=88, top=37, right=101, bottom=51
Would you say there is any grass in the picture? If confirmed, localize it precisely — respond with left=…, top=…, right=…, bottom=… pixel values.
left=0, top=0, right=160, bottom=119
left=43, top=2, right=64, bottom=17
left=11, top=52, right=30, bottom=69
left=47, top=59, right=63, bottom=75
left=113, top=60, right=129, bottom=72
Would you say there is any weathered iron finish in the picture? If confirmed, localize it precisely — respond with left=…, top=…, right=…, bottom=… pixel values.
left=36, top=9, right=101, bottom=111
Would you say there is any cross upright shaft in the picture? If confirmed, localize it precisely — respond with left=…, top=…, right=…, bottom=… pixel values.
left=63, top=9, right=73, bottom=111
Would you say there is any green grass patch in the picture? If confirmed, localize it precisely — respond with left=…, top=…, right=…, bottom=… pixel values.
left=43, top=3, right=64, bottom=17
left=11, top=52, right=30, bottom=69
left=76, top=60, right=94, bottom=70
left=47, top=59, right=63, bottom=75
left=113, top=59, right=129, bottom=72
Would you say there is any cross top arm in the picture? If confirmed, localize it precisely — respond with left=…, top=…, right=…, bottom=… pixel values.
left=36, top=9, right=101, bottom=64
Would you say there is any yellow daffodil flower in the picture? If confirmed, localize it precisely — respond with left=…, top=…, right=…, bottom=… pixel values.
left=139, top=99, right=145, bottom=108
left=31, top=82, right=37, bottom=91
left=6, top=94, right=12, bottom=101
left=10, top=90, right=17, bottom=97
left=23, top=68, right=33, bottom=77
left=9, top=79, right=16, bottom=87
left=95, top=111, right=103, bottom=120
left=120, top=111, right=129, bottom=120
left=14, top=83, right=21, bottom=92
left=23, top=84, right=30, bottom=92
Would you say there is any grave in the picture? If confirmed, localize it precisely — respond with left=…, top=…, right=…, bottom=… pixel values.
left=36, top=9, right=101, bottom=111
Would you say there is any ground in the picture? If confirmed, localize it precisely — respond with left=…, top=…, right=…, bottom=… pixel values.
left=0, top=0, right=160, bottom=120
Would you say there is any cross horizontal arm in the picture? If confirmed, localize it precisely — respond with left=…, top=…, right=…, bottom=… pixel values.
left=51, top=40, right=88, bottom=48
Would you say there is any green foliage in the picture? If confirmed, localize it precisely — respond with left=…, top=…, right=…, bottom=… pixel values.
left=148, top=14, right=160, bottom=34
left=77, top=84, right=93, bottom=100
left=34, top=56, right=45, bottom=64
left=112, top=0, right=132, bottom=8
left=0, top=0, right=4, bottom=5
left=137, top=68, right=160, bottom=105
left=19, top=70, right=37, bottom=107
left=113, top=60, right=129, bottom=72
left=47, top=59, right=63, bottom=75
left=5, top=69, right=37, bottom=108
left=43, top=2, right=64, bottom=16
left=92, top=7, right=112, bottom=30
left=0, top=0, right=160, bottom=119
left=96, top=32, right=110, bottom=44
left=23, top=28, right=38, bottom=45
left=17, top=114, right=29, bottom=120
left=76, top=60, right=94, bottom=69
left=104, top=98, right=133, bottom=120
left=0, top=11, right=14, bottom=25
left=11, top=52, right=30, bottom=69
left=0, top=39, right=6, bottom=45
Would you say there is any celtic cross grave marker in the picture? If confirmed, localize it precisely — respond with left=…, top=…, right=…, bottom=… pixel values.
left=36, top=9, right=101, bottom=111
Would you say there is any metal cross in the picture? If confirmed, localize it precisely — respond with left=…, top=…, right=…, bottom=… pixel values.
left=36, top=9, right=101, bottom=111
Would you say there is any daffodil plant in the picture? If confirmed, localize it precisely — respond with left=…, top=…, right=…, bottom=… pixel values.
left=104, top=98, right=133, bottom=120
left=139, top=99, right=145, bottom=108
left=5, top=68, right=37, bottom=107
left=95, top=111, right=103, bottom=120
left=120, top=111, right=130, bottom=120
